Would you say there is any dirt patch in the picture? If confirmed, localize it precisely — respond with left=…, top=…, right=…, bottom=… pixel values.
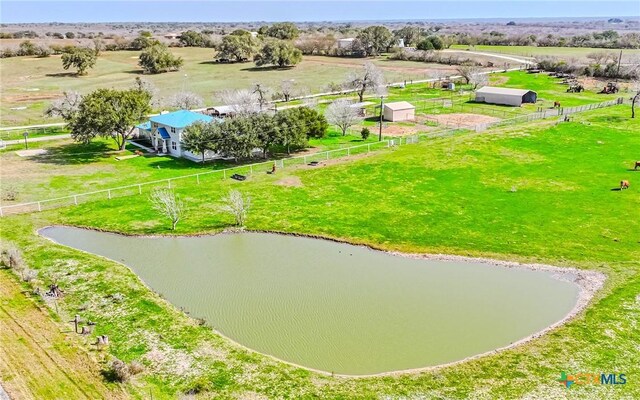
left=359, top=123, right=423, bottom=137
left=275, top=176, right=303, bottom=187
left=4, top=93, right=61, bottom=103
left=421, top=113, right=501, bottom=128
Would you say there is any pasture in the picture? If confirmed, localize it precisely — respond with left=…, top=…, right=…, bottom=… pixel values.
left=451, top=44, right=640, bottom=60
left=1, top=103, right=639, bottom=398
left=0, top=48, right=463, bottom=127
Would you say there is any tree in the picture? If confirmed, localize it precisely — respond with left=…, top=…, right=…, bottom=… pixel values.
left=216, top=34, right=255, bottom=62
left=417, top=36, right=444, bottom=51
left=284, top=106, right=327, bottom=138
left=254, top=40, right=302, bottom=68
left=138, top=43, right=183, bottom=74
left=469, top=72, right=488, bottom=90
left=393, top=26, right=423, bottom=47
left=67, top=87, right=151, bottom=150
left=65, top=31, right=75, bottom=39
left=262, top=22, right=299, bottom=40
left=181, top=121, right=219, bottom=162
left=61, top=47, right=97, bottom=75
left=274, top=109, right=308, bottom=154
left=129, top=33, right=159, bottom=50
left=218, top=190, right=250, bottom=227
left=219, top=88, right=260, bottom=115
left=361, top=127, right=371, bottom=140
left=132, top=77, right=161, bottom=108
left=326, top=99, right=361, bottom=136
left=343, top=62, right=387, bottom=102
left=149, top=189, right=184, bottom=230
left=279, top=79, right=297, bottom=102
left=218, top=117, right=259, bottom=161
left=179, top=30, right=206, bottom=47
left=167, top=91, right=204, bottom=110
left=456, top=64, right=483, bottom=84
left=355, top=26, right=393, bottom=56
left=45, top=91, right=82, bottom=120
left=249, top=113, right=279, bottom=158
left=252, top=83, right=271, bottom=111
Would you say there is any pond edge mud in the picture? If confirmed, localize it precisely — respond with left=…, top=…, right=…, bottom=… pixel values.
left=37, top=225, right=606, bottom=378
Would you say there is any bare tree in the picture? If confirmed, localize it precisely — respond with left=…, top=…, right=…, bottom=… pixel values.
left=149, top=189, right=184, bottom=230
left=326, top=99, right=362, bottom=136
left=456, top=65, right=483, bottom=84
left=279, top=79, right=297, bottom=102
left=218, top=190, right=250, bottom=227
left=343, top=62, right=387, bottom=102
left=252, top=83, right=271, bottom=111
left=132, top=77, right=161, bottom=108
left=469, top=72, right=489, bottom=90
left=45, top=91, right=82, bottom=120
left=167, top=91, right=204, bottom=110
left=219, top=89, right=260, bottom=116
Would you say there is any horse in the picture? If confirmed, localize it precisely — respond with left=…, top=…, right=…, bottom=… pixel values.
left=553, top=101, right=561, bottom=108
left=635, top=161, right=640, bottom=170
left=620, top=180, right=630, bottom=190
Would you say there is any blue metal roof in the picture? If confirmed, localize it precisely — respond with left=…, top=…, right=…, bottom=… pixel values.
left=149, top=110, right=213, bottom=129
left=157, top=127, right=171, bottom=139
left=136, top=121, right=151, bottom=131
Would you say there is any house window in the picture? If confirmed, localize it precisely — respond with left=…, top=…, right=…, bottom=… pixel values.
left=171, top=127, right=176, bottom=133
left=171, top=141, right=177, bottom=151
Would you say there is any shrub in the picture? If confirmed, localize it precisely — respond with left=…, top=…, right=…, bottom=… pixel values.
left=361, top=127, right=371, bottom=140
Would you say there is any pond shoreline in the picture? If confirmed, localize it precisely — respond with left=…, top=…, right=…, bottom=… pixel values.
left=37, top=224, right=606, bottom=378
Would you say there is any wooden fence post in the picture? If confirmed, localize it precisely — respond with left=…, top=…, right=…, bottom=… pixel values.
left=138, top=184, right=142, bottom=194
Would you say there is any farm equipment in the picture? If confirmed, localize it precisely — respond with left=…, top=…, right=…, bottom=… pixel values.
left=599, top=83, right=619, bottom=94
left=566, top=84, right=584, bottom=93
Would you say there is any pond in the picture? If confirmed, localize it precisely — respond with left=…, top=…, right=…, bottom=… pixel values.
left=41, top=226, right=580, bottom=375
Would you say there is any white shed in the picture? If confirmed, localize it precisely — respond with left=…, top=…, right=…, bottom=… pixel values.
left=474, top=86, right=537, bottom=107
left=383, top=101, right=415, bottom=122
left=337, top=38, right=356, bottom=49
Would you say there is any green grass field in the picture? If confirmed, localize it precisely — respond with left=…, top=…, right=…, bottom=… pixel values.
left=1, top=103, right=639, bottom=398
left=0, top=49, right=449, bottom=127
left=451, top=44, right=640, bottom=60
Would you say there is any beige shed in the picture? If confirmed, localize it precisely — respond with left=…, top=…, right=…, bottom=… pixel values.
left=383, top=101, right=415, bottom=122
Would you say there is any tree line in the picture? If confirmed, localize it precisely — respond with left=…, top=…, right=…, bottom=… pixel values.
left=181, top=106, right=327, bottom=162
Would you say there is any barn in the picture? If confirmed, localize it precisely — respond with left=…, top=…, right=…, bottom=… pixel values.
left=383, top=101, right=415, bottom=122
left=474, top=87, right=537, bottom=107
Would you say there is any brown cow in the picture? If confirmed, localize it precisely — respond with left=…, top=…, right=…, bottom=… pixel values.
left=553, top=101, right=561, bottom=108
left=635, top=161, right=640, bottom=170
left=620, top=180, right=630, bottom=190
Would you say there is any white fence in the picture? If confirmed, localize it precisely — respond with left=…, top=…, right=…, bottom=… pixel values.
left=0, top=97, right=625, bottom=217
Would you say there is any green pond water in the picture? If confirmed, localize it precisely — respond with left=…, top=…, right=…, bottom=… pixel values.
left=41, top=226, right=579, bottom=375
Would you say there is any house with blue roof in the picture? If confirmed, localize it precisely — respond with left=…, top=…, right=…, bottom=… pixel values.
left=136, top=110, right=218, bottom=161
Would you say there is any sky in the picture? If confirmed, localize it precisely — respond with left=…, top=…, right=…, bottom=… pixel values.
left=1, top=0, right=639, bottom=23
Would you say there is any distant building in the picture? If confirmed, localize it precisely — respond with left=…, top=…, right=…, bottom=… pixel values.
left=383, top=101, right=415, bottom=122
left=136, top=110, right=219, bottom=161
left=164, top=33, right=181, bottom=40
left=250, top=31, right=259, bottom=38
left=474, top=87, right=537, bottom=107
left=337, top=38, right=356, bottom=49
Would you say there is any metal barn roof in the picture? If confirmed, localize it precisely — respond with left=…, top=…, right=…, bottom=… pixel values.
left=475, top=87, right=534, bottom=96
left=149, top=110, right=213, bottom=128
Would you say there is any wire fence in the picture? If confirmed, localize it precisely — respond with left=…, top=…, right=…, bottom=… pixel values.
left=0, top=97, right=625, bottom=217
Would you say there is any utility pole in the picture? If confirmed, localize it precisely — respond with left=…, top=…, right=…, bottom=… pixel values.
left=378, top=96, right=384, bottom=141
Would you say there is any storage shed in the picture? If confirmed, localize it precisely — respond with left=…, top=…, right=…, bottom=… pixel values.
left=383, top=101, right=415, bottom=122
left=474, top=87, right=537, bottom=107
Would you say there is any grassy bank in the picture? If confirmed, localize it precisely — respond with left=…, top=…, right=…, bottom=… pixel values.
left=1, top=105, right=639, bottom=398
left=450, top=44, right=640, bottom=60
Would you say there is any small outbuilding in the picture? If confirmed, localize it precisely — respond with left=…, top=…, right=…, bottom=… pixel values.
left=474, top=86, right=537, bottom=107
left=383, top=101, right=415, bottom=122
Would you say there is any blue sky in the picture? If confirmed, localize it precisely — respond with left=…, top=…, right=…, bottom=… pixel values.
left=2, top=1, right=638, bottom=23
